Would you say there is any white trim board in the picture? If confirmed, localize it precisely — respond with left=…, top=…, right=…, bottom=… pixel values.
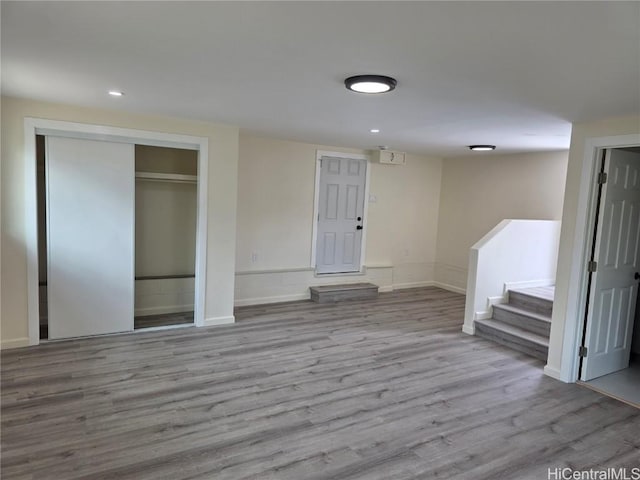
left=24, top=117, right=209, bottom=346
left=203, top=316, right=235, bottom=327
left=310, top=150, right=371, bottom=273
left=1, top=338, right=30, bottom=350
left=554, top=133, right=640, bottom=383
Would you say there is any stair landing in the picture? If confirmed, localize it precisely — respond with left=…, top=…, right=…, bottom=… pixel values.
left=310, top=283, right=379, bottom=304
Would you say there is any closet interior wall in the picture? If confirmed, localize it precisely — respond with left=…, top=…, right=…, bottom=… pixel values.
left=134, top=145, right=198, bottom=328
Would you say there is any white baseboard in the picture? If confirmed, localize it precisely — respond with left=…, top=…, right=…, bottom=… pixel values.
left=433, top=281, right=466, bottom=295
left=393, top=281, right=433, bottom=290
left=378, top=285, right=394, bottom=293
left=543, top=364, right=563, bottom=382
left=462, top=324, right=475, bottom=335
left=504, top=279, right=555, bottom=292
left=235, top=293, right=309, bottom=307
left=1, top=337, right=30, bottom=349
left=135, top=304, right=194, bottom=317
left=474, top=311, right=492, bottom=321
left=203, top=315, right=235, bottom=327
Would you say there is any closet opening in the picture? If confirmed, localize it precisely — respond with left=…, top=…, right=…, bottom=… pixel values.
left=35, top=140, right=199, bottom=340
left=134, top=145, right=198, bottom=330
left=36, top=135, right=48, bottom=339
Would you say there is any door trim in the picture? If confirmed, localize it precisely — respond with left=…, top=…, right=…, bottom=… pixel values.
left=310, top=150, right=371, bottom=273
left=556, top=134, right=640, bottom=383
left=24, top=118, right=209, bottom=346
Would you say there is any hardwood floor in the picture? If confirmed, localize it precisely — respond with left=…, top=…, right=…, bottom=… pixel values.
left=2, top=287, right=639, bottom=479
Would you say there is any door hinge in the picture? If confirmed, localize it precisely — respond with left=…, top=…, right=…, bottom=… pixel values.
left=579, top=346, right=588, bottom=357
left=587, top=260, right=598, bottom=273
left=597, top=172, right=608, bottom=185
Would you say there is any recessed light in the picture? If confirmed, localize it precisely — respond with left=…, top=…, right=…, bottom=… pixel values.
left=345, top=75, right=397, bottom=94
left=370, top=129, right=380, bottom=133
left=469, top=145, right=496, bottom=151
left=108, top=90, right=124, bottom=97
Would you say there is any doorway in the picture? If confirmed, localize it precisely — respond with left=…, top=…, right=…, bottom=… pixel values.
left=26, top=118, right=209, bottom=345
left=580, top=147, right=640, bottom=406
left=312, top=152, right=369, bottom=274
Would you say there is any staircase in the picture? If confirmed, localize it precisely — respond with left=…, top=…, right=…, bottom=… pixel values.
left=474, top=286, right=553, bottom=361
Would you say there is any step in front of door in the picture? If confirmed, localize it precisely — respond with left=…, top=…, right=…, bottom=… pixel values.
left=310, top=283, right=379, bottom=303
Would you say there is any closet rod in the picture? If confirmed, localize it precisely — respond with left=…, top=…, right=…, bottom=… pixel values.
left=135, top=171, right=197, bottom=184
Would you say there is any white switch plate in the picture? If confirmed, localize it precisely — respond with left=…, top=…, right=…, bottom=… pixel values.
left=369, top=194, right=378, bottom=203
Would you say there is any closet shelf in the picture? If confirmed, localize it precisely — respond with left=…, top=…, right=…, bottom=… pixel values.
left=135, top=172, right=197, bottom=184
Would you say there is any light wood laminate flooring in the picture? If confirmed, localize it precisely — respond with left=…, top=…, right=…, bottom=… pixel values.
left=2, top=287, right=639, bottom=479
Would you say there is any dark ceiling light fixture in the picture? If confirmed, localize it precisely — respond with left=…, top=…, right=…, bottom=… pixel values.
left=468, top=145, right=496, bottom=151
left=345, top=75, right=397, bottom=94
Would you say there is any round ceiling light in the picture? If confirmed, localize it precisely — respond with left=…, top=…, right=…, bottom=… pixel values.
left=345, top=75, right=397, bottom=94
left=468, top=145, right=496, bottom=151
left=108, top=90, right=124, bottom=97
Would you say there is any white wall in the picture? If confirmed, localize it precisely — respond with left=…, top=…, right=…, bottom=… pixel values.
left=0, top=96, right=239, bottom=348
left=235, top=134, right=443, bottom=305
left=463, top=220, right=561, bottom=334
left=434, top=151, right=569, bottom=291
left=547, top=115, right=640, bottom=381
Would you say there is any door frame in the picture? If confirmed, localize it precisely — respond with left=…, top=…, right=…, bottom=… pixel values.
left=310, top=150, right=371, bottom=273
left=557, top=133, right=640, bottom=382
left=24, top=117, right=209, bottom=346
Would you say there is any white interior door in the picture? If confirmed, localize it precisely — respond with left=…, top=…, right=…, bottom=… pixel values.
left=316, top=156, right=367, bottom=274
left=46, top=136, right=135, bottom=339
left=582, top=149, right=640, bottom=380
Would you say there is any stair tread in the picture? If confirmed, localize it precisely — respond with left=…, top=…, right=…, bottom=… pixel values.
left=493, top=303, right=551, bottom=322
left=475, top=319, right=549, bottom=347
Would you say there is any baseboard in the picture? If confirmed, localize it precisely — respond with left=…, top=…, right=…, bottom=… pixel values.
left=203, top=315, right=235, bottom=327
left=543, top=364, right=563, bottom=381
left=393, top=281, right=433, bottom=290
left=433, top=281, right=466, bottom=295
left=474, top=311, right=492, bottom=321
left=378, top=285, right=394, bottom=293
left=1, top=337, right=30, bottom=349
left=234, top=293, right=310, bottom=307
left=504, top=279, right=555, bottom=292
left=462, top=324, right=475, bottom=335
left=135, top=304, right=194, bottom=317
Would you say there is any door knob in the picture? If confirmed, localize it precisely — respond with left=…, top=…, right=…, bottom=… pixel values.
left=356, top=225, right=363, bottom=230
left=635, top=272, right=640, bottom=280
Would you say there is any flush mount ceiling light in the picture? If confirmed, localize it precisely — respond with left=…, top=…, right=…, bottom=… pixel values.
left=370, top=129, right=380, bottom=133
left=108, top=90, right=124, bottom=97
left=468, top=145, right=496, bottom=151
left=345, top=75, right=397, bottom=94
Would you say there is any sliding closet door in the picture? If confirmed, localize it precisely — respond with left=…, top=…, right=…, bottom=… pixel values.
left=46, top=136, right=135, bottom=339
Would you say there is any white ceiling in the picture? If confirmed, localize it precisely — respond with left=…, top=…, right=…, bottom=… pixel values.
left=2, top=1, right=639, bottom=157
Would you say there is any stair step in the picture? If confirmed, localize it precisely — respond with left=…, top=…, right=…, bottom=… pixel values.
left=492, top=303, right=551, bottom=337
left=310, top=283, right=379, bottom=304
left=475, top=318, right=549, bottom=361
left=508, top=289, right=553, bottom=317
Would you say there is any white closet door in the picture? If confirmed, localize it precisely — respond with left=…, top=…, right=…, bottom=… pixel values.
left=46, top=136, right=134, bottom=339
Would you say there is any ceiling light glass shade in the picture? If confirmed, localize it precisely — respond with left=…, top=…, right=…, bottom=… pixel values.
left=345, top=75, right=397, bottom=94
left=468, top=145, right=496, bottom=151
left=108, top=90, right=124, bottom=96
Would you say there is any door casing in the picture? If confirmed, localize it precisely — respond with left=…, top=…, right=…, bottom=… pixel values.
left=24, top=118, right=209, bottom=346
left=554, top=134, right=640, bottom=383
left=310, top=150, right=371, bottom=274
